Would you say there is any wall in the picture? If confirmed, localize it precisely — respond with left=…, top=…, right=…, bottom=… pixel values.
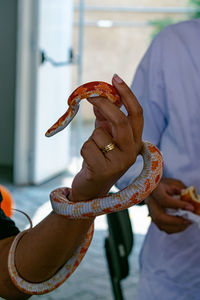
left=72, top=0, right=189, bottom=121
left=0, top=0, right=17, bottom=167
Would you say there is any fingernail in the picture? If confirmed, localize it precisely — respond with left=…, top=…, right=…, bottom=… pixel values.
left=113, top=74, right=123, bottom=83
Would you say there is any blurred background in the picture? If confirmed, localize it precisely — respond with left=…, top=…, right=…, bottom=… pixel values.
left=0, top=0, right=199, bottom=299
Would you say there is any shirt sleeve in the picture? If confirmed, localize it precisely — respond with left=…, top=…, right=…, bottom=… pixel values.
left=0, top=190, right=20, bottom=239
left=116, top=33, right=168, bottom=190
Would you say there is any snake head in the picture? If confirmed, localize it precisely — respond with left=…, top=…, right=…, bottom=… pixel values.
left=45, top=81, right=120, bottom=137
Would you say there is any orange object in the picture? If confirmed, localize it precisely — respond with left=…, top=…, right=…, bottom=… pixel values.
left=0, top=185, right=14, bottom=217
left=180, top=186, right=200, bottom=215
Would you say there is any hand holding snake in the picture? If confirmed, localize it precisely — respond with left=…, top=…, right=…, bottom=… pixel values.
left=8, top=74, right=163, bottom=294
left=70, top=74, right=143, bottom=203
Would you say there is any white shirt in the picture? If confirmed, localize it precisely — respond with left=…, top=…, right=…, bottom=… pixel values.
left=116, top=19, right=200, bottom=300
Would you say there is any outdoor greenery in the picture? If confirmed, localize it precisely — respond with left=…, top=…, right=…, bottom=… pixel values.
left=150, top=0, right=200, bottom=38
left=189, top=0, right=200, bottom=18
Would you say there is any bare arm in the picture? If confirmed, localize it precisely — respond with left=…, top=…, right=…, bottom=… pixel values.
left=0, top=215, right=93, bottom=300
left=0, top=74, right=143, bottom=299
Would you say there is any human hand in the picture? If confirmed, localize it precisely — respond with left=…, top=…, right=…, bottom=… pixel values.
left=70, top=74, right=143, bottom=202
left=146, top=178, right=194, bottom=234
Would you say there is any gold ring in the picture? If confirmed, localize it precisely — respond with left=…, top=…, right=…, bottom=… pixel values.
left=102, top=142, right=115, bottom=154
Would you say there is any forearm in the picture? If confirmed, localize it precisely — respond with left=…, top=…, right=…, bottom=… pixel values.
left=0, top=211, right=93, bottom=299
left=0, top=237, right=30, bottom=300
left=15, top=212, right=94, bottom=283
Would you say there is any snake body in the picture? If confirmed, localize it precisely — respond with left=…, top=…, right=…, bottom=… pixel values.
left=8, top=81, right=163, bottom=294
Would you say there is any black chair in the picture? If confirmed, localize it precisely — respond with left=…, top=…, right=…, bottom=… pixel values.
left=105, top=209, right=134, bottom=300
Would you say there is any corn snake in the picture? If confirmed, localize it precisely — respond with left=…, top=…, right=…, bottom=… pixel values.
left=8, top=81, right=163, bottom=294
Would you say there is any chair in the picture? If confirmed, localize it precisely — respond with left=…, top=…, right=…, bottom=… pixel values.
left=105, top=209, right=134, bottom=300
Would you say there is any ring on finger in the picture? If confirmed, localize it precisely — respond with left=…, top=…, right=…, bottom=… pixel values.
left=101, top=142, right=115, bottom=154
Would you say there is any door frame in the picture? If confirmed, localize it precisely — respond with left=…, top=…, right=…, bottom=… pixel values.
left=14, top=0, right=39, bottom=184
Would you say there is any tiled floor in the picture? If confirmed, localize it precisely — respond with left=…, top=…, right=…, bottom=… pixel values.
left=0, top=122, right=150, bottom=299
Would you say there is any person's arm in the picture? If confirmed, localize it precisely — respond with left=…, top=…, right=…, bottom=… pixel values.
left=0, top=216, right=93, bottom=300
left=116, top=34, right=194, bottom=231
left=0, top=74, right=143, bottom=299
left=134, top=37, right=195, bottom=232
left=133, top=36, right=195, bottom=232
